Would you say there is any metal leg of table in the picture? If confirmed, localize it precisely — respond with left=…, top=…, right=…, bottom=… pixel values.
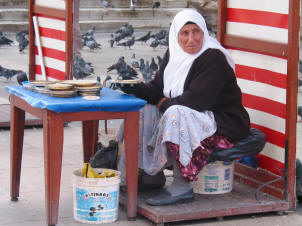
left=42, top=110, right=64, bottom=226
left=124, top=111, right=139, bottom=220
left=10, top=104, right=25, bottom=201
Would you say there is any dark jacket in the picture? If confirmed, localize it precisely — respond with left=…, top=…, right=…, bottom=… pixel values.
left=130, top=48, right=250, bottom=142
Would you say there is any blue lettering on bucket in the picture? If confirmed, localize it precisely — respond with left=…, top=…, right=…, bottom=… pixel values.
left=75, top=188, right=119, bottom=222
left=224, top=168, right=230, bottom=180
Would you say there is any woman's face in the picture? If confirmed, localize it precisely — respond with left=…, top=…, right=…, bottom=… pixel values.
left=178, top=23, right=204, bottom=54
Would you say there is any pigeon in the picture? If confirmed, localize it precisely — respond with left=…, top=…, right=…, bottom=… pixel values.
left=86, top=40, right=101, bottom=50
left=100, top=0, right=115, bottom=8
left=298, top=106, right=302, bottom=122
left=82, top=34, right=94, bottom=47
left=150, top=57, right=158, bottom=72
left=139, top=58, right=145, bottom=71
left=73, top=56, right=94, bottom=79
left=0, top=65, right=23, bottom=81
left=130, top=53, right=139, bottom=68
left=141, top=60, right=153, bottom=82
left=113, top=32, right=126, bottom=44
left=299, top=60, right=302, bottom=74
left=117, top=36, right=135, bottom=49
left=150, top=39, right=160, bottom=50
left=135, top=31, right=151, bottom=44
left=0, top=32, right=14, bottom=46
left=109, top=34, right=115, bottom=47
left=159, top=39, right=168, bottom=47
left=130, top=0, right=137, bottom=10
left=83, top=26, right=96, bottom=37
left=115, top=24, right=128, bottom=34
left=152, top=1, right=160, bottom=9
left=107, top=56, right=126, bottom=73
left=117, top=64, right=138, bottom=80
left=16, top=71, right=28, bottom=85
left=15, top=31, right=29, bottom=52
left=150, top=30, right=168, bottom=40
left=124, top=24, right=134, bottom=37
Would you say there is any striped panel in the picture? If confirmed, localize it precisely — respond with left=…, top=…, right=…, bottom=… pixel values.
left=226, top=22, right=288, bottom=43
left=36, top=16, right=65, bottom=31
left=35, top=65, right=65, bottom=81
left=228, top=49, right=287, bottom=74
left=34, top=46, right=66, bottom=62
left=35, top=37, right=65, bottom=52
left=228, top=48, right=287, bottom=173
left=226, top=0, right=288, bottom=44
left=34, top=15, right=66, bottom=81
left=35, top=56, right=65, bottom=72
left=227, top=0, right=289, bottom=14
left=35, top=0, right=65, bottom=10
left=257, top=153, right=285, bottom=175
left=238, top=79, right=286, bottom=105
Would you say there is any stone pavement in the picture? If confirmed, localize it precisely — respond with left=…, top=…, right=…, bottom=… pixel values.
left=0, top=32, right=302, bottom=226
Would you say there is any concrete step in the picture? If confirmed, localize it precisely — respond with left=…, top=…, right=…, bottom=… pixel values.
left=0, top=18, right=172, bottom=33
left=0, top=0, right=186, bottom=31
left=97, top=0, right=188, bottom=8
left=80, top=8, right=182, bottom=21
left=0, top=8, right=27, bottom=21
left=0, top=0, right=188, bottom=8
left=0, top=7, right=182, bottom=21
left=0, top=0, right=27, bottom=8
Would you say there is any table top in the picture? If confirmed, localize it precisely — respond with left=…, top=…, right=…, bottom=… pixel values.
left=6, top=85, right=146, bottom=113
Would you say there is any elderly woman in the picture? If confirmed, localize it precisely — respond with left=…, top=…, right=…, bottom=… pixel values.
left=117, top=9, right=250, bottom=206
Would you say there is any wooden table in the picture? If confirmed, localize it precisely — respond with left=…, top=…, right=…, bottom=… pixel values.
left=7, top=86, right=146, bottom=226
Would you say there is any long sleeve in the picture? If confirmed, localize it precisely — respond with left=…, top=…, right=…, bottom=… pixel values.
left=160, top=49, right=232, bottom=112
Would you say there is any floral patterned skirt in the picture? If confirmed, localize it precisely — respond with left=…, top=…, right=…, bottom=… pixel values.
left=166, top=134, right=234, bottom=182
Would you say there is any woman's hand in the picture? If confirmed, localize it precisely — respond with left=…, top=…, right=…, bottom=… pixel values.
left=157, top=97, right=167, bottom=109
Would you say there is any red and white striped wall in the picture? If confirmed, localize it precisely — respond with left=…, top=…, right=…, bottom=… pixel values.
left=34, top=0, right=67, bottom=81
left=226, top=0, right=289, bottom=174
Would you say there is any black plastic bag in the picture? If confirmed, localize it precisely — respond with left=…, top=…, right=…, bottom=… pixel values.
left=89, top=140, right=118, bottom=170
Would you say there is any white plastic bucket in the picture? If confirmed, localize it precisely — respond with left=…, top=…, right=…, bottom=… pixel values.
left=192, top=161, right=234, bottom=194
left=72, top=168, right=121, bottom=224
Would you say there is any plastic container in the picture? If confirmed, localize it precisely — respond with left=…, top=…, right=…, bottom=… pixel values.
left=192, top=161, right=234, bottom=194
left=72, top=168, right=121, bottom=224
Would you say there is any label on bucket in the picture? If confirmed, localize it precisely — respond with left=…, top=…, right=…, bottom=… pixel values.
left=75, top=187, right=119, bottom=223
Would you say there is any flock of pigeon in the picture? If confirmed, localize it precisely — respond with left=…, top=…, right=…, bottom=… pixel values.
left=0, top=31, right=29, bottom=82
left=81, top=23, right=169, bottom=51
left=76, top=22, right=168, bottom=81
left=105, top=53, right=162, bottom=85
left=0, top=30, right=29, bottom=53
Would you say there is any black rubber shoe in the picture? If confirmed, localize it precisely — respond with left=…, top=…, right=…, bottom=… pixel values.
left=146, top=189, right=194, bottom=206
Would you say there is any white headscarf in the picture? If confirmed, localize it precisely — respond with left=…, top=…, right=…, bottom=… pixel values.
left=163, top=9, right=235, bottom=98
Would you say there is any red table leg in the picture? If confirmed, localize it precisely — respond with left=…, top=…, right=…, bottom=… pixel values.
left=124, top=111, right=139, bottom=220
left=82, top=120, right=99, bottom=163
left=10, top=102, right=25, bottom=201
left=42, top=110, right=64, bottom=226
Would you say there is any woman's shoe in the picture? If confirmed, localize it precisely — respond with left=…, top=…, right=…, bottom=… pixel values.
left=146, top=189, right=194, bottom=206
